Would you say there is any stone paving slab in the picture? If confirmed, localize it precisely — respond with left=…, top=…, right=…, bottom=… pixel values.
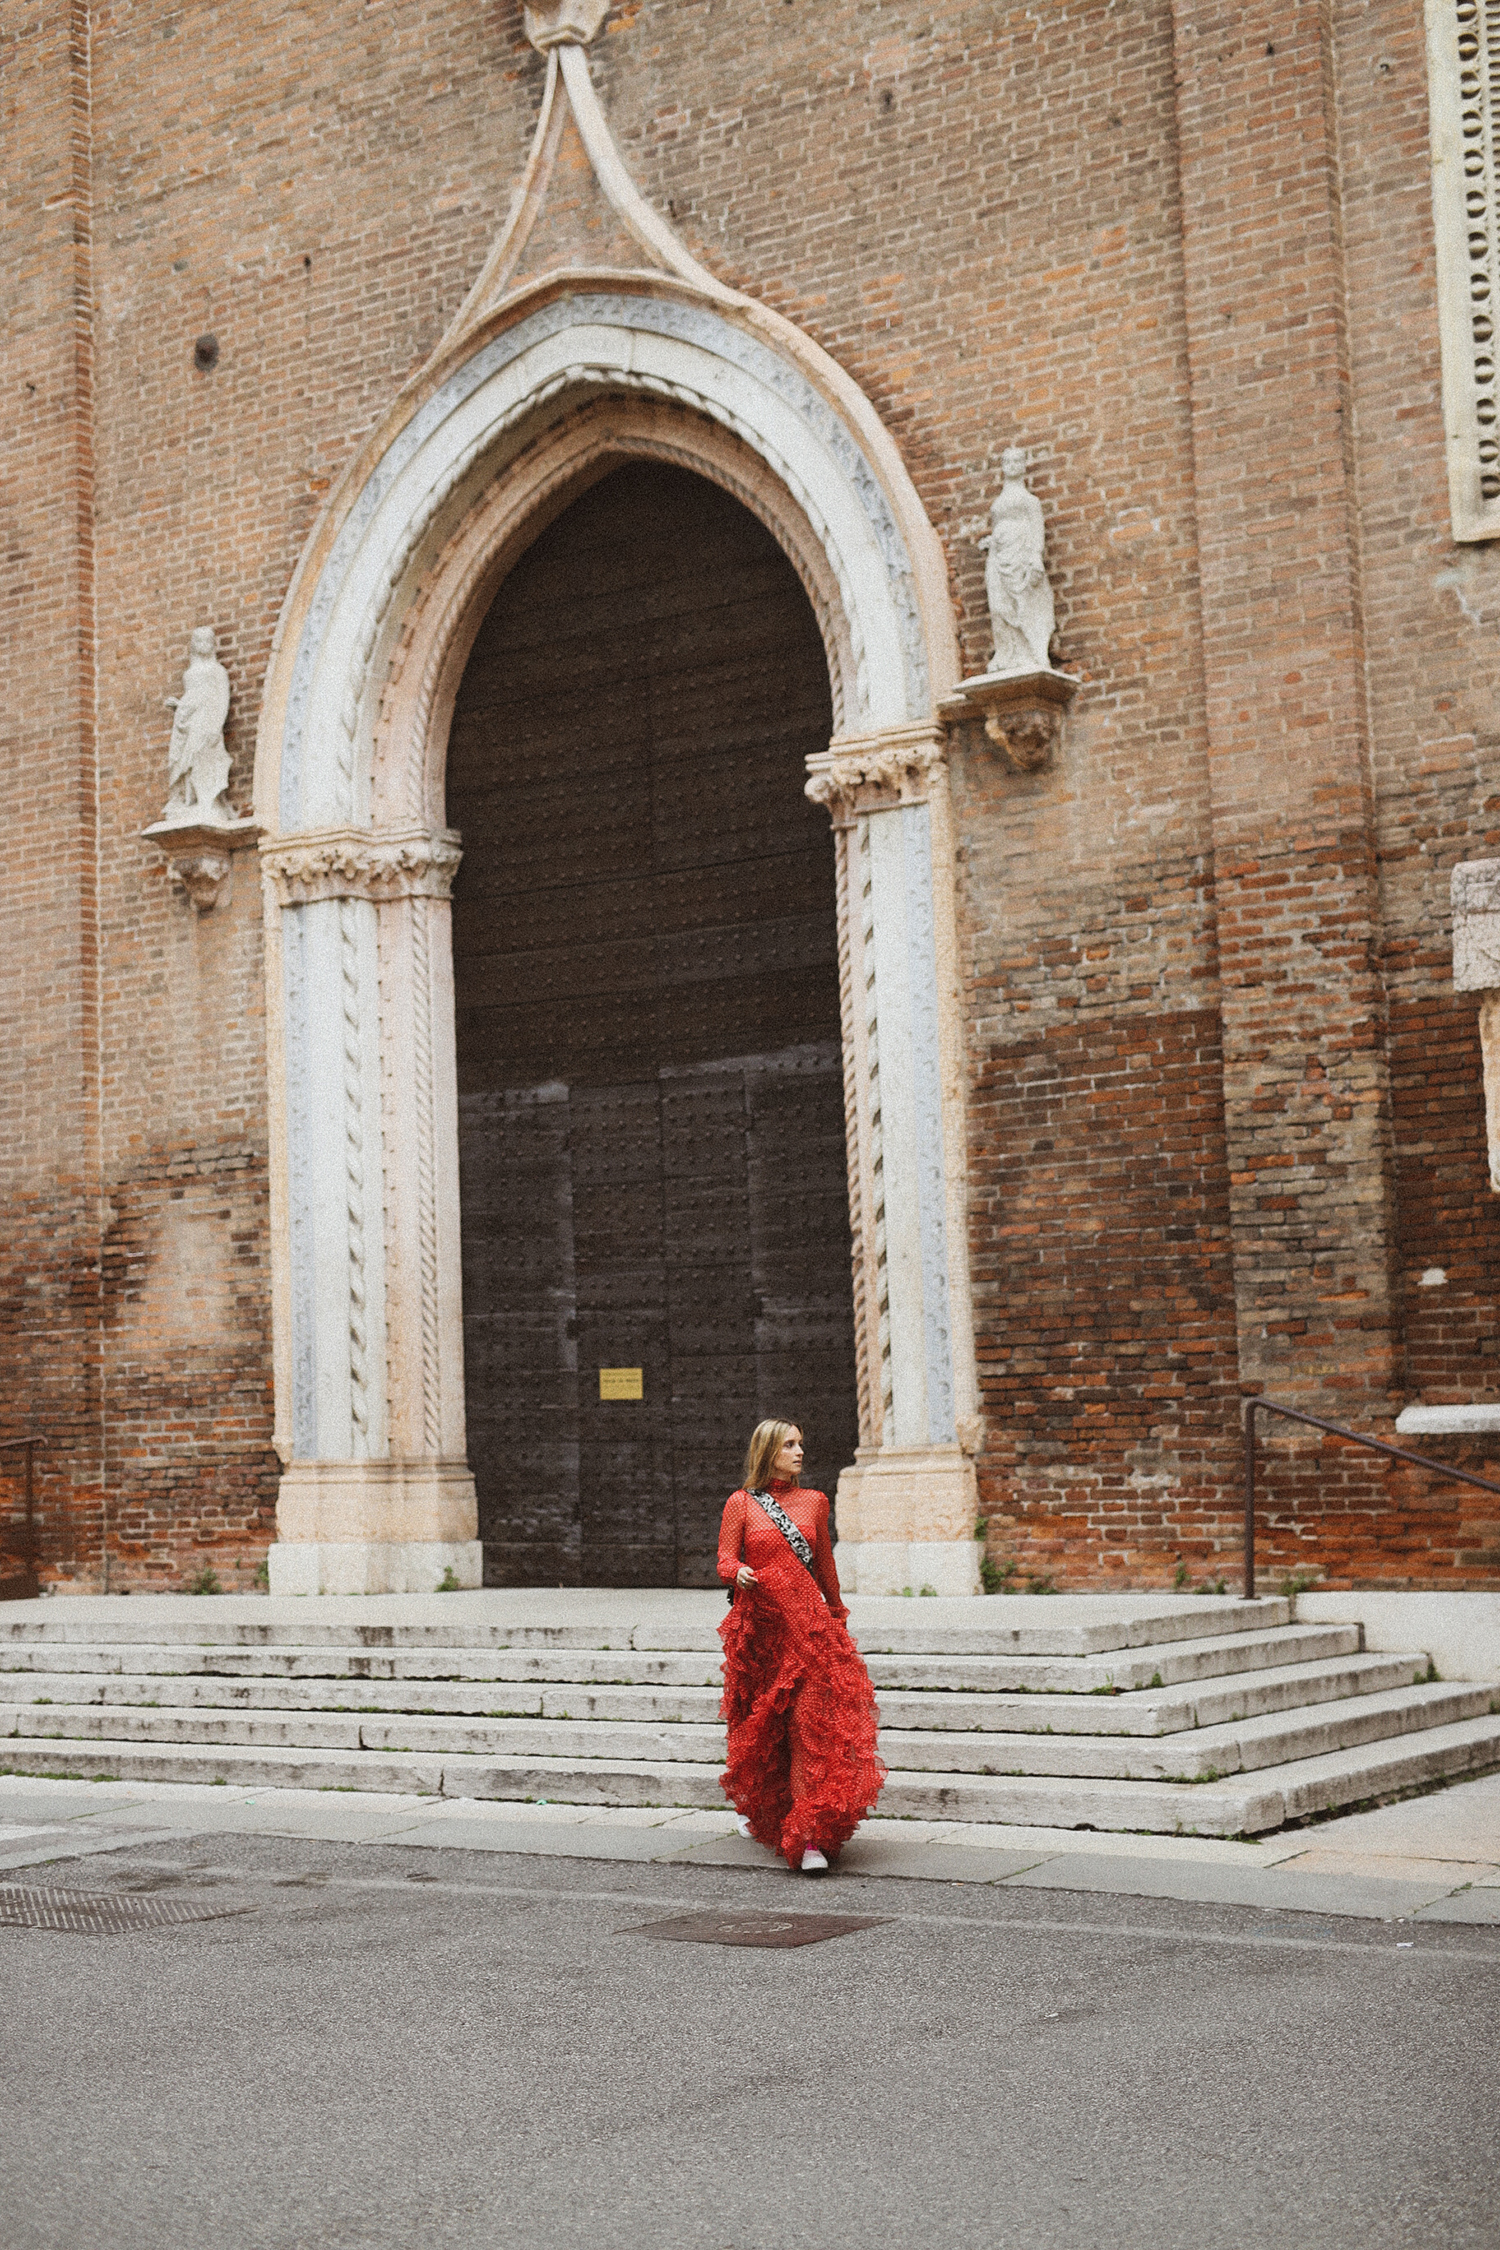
left=399, top=1818, right=730, bottom=1861
left=1002, top=1853, right=1462, bottom=1919
left=1412, top=1889, right=1500, bottom=1923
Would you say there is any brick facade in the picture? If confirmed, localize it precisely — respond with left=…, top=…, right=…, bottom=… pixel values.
left=4, top=0, right=1499, bottom=1591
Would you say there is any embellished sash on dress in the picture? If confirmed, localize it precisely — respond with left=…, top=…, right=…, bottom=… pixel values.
left=747, top=1487, right=817, bottom=1577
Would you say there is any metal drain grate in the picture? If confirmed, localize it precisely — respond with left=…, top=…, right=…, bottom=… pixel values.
left=623, top=1908, right=889, bottom=1950
left=0, top=1886, right=251, bottom=1935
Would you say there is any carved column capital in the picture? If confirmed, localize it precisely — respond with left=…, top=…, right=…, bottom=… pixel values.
left=805, top=724, right=948, bottom=823
left=261, top=826, right=463, bottom=907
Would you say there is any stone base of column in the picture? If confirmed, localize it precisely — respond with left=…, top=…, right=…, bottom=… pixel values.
left=833, top=1447, right=981, bottom=1597
left=267, top=1537, right=482, bottom=1596
left=269, top=1459, right=482, bottom=1595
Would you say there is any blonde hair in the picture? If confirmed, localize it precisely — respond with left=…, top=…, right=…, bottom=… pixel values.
left=743, top=1418, right=802, bottom=1491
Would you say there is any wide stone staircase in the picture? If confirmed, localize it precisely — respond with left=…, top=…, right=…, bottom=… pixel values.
left=2, top=1596, right=1498, bottom=1837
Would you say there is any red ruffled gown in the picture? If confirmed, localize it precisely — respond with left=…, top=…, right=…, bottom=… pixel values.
left=717, top=1481, right=886, bottom=1867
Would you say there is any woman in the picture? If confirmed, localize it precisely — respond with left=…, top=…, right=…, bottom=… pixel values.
left=717, top=1419, right=886, bottom=1874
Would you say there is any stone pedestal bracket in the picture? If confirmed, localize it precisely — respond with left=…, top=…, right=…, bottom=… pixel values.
left=142, top=817, right=262, bottom=913
left=939, top=668, right=1080, bottom=774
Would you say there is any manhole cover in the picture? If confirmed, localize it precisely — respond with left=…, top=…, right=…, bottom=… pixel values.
left=623, top=1908, right=889, bottom=1950
left=0, top=1886, right=251, bottom=1935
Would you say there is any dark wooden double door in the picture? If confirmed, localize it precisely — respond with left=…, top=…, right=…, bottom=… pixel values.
left=447, top=462, right=858, bottom=1585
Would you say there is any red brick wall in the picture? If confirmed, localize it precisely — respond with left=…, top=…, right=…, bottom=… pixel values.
left=0, top=1, right=104, bottom=1580
left=5, top=0, right=1500, bottom=1588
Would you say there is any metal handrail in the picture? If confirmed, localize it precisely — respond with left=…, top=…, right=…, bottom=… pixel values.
left=1241, top=1399, right=1500, bottom=1601
left=0, top=1437, right=48, bottom=1600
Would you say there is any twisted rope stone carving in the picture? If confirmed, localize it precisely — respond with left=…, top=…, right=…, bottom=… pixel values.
left=337, top=895, right=370, bottom=1457
left=857, top=820, right=895, bottom=1434
left=411, top=899, right=443, bottom=1454
left=834, top=825, right=875, bottom=1450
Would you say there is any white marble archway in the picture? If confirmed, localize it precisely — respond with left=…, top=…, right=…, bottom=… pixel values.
left=254, top=271, right=980, bottom=1595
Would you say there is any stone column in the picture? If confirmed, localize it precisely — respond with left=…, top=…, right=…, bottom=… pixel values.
left=808, top=729, right=980, bottom=1595
left=261, top=826, right=481, bottom=1595
left=1452, top=860, right=1500, bottom=1193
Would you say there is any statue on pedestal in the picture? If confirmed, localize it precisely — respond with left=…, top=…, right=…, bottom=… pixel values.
left=161, top=627, right=233, bottom=825
left=143, top=626, right=259, bottom=911
left=980, top=446, right=1057, bottom=677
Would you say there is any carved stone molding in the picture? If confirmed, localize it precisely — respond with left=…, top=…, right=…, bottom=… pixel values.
left=1451, top=858, right=1500, bottom=1194
left=805, top=724, right=947, bottom=822
left=524, top=0, right=610, bottom=51
left=261, top=826, right=462, bottom=907
left=143, top=815, right=262, bottom=914
left=1452, top=858, right=1500, bottom=992
left=939, top=668, right=1080, bottom=774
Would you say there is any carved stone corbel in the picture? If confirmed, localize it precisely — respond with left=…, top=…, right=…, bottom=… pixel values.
left=938, top=668, right=1080, bottom=774
left=143, top=816, right=262, bottom=913
left=523, top=0, right=610, bottom=50
left=1452, top=857, right=1500, bottom=1192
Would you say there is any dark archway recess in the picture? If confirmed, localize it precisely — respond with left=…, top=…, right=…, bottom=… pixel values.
left=448, top=460, right=858, bottom=1586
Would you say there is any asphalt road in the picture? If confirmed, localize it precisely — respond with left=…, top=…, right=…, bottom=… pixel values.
left=2, top=1833, right=1496, bottom=2250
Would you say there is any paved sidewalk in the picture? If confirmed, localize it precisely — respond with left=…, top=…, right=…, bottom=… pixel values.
left=3, top=1766, right=1497, bottom=1923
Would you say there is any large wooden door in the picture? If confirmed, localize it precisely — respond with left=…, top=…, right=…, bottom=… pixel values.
left=447, top=461, right=857, bottom=1586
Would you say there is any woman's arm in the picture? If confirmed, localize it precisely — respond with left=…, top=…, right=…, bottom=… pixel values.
left=717, top=1490, right=754, bottom=1588
left=811, top=1494, right=847, bottom=1620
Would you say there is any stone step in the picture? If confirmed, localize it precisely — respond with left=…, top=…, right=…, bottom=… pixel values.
left=0, top=1618, right=1352, bottom=1695
left=0, top=1673, right=725, bottom=1721
left=0, top=1643, right=729, bottom=1688
left=0, top=1647, right=1424, bottom=1735
left=10, top=1677, right=1490, bottom=1780
left=0, top=1596, right=1292, bottom=1660
left=877, top=1651, right=1426, bottom=1736
left=0, top=1704, right=728, bottom=1766
left=5, top=1711, right=1499, bottom=1835
left=863, top=1622, right=1362, bottom=1693
left=878, top=1681, right=1499, bottom=1779
left=875, top=1713, right=1500, bottom=1834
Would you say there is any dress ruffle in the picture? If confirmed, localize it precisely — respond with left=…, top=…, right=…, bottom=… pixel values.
left=718, top=1546, right=886, bottom=1866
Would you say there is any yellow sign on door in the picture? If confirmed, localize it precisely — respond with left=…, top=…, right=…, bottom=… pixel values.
left=599, top=1367, right=644, bottom=1401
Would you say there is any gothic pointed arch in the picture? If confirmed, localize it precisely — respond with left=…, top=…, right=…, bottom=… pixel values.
left=251, top=16, right=978, bottom=1595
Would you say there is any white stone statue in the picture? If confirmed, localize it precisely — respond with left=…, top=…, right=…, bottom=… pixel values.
left=161, top=627, right=233, bottom=824
left=979, top=447, right=1057, bottom=677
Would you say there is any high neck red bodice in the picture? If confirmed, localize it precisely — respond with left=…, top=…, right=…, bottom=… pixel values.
left=716, top=1482, right=845, bottom=1618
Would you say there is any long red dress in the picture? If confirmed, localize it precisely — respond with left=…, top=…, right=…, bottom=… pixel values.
left=716, top=1481, right=886, bottom=1867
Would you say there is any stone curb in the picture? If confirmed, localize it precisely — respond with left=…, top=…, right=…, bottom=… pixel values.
left=1, top=1775, right=1496, bottom=1924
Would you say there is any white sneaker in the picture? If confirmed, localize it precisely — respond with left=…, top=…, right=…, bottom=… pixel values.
left=734, top=1815, right=752, bottom=1837
left=800, top=1848, right=828, bottom=1875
